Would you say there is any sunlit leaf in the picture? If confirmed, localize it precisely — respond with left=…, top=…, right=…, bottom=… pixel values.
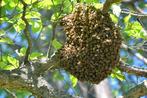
left=26, top=11, right=41, bottom=19
left=0, top=62, right=17, bottom=70
left=69, top=74, right=78, bottom=87
left=111, top=68, right=125, bottom=81
left=124, top=21, right=147, bottom=39
left=9, top=1, right=17, bottom=7
left=7, top=56, right=19, bottom=67
left=29, top=52, right=43, bottom=60
left=110, top=14, right=118, bottom=23
left=0, top=30, right=5, bottom=36
left=82, top=0, right=98, bottom=3
left=0, top=62, right=18, bottom=70
left=16, top=47, right=27, bottom=57
left=0, top=55, right=19, bottom=70
left=51, top=12, right=60, bottom=21
left=94, top=3, right=103, bottom=9
left=37, top=0, right=52, bottom=9
left=14, top=19, right=25, bottom=33
left=32, top=20, right=42, bottom=33
left=24, top=0, right=37, bottom=4
left=124, top=14, right=131, bottom=24
left=2, top=0, right=6, bottom=6
left=0, top=37, right=13, bottom=45
left=52, top=39, right=62, bottom=49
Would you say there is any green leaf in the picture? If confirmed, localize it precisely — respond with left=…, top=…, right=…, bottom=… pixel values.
left=124, top=14, right=131, bottom=24
left=124, top=21, right=147, bottom=39
left=110, top=14, right=118, bottom=23
left=51, top=12, right=60, bottom=21
left=18, top=47, right=27, bottom=57
left=0, top=30, right=5, bottom=36
left=37, top=0, right=52, bottom=9
left=7, top=56, right=19, bottom=67
left=0, top=56, right=19, bottom=70
left=29, top=52, right=43, bottom=60
left=24, top=0, right=37, bottom=4
left=9, top=1, right=17, bottom=7
left=0, top=62, right=17, bottom=70
left=82, top=0, right=98, bottom=3
left=32, top=20, right=42, bottom=33
left=94, top=3, right=103, bottom=9
left=14, top=19, right=25, bottom=33
left=111, top=68, right=125, bottom=81
left=53, top=71, right=64, bottom=81
left=16, top=47, right=27, bottom=57
left=69, top=74, right=78, bottom=87
left=0, top=62, right=7, bottom=68
left=52, top=39, right=62, bottom=49
left=0, top=37, right=13, bottom=44
left=2, top=0, right=6, bottom=6
left=26, top=11, right=41, bottom=19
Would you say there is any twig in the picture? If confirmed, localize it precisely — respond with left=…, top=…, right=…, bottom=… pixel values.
left=121, top=43, right=147, bottom=64
left=21, top=0, right=32, bottom=64
left=5, top=89, right=17, bottom=98
left=0, top=0, right=2, bottom=18
left=118, top=60, right=147, bottom=77
left=0, top=45, right=2, bottom=61
left=121, top=9, right=147, bottom=17
left=134, top=1, right=146, bottom=14
left=47, top=0, right=64, bottom=58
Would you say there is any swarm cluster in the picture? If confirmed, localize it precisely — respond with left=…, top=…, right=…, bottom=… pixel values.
left=59, top=4, right=122, bottom=84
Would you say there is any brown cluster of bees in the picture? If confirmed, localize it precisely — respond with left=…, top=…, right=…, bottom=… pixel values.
left=58, top=4, right=122, bottom=84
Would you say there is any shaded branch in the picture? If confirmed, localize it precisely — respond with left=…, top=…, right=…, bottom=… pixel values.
left=119, top=80, right=147, bottom=98
left=0, top=51, right=146, bottom=97
left=0, top=70, right=39, bottom=96
left=21, top=0, right=32, bottom=64
left=0, top=66, right=81, bottom=98
left=0, top=0, right=2, bottom=18
left=117, top=60, right=147, bottom=77
left=102, top=0, right=122, bottom=12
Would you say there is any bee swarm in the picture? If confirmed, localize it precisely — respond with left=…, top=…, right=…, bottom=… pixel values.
left=59, top=4, right=122, bottom=84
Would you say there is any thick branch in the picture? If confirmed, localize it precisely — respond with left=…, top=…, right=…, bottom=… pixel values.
left=117, top=60, right=147, bottom=77
left=0, top=67, right=81, bottom=98
left=102, top=0, right=122, bottom=12
left=121, top=80, right=147, bottom=98
left=0, top=70, right=40, bottom=96
left=21, top=0, right=32, bottom=64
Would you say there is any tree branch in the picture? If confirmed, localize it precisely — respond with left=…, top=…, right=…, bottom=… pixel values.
left=121, top=43, right=147, bottom=64
left=120, top=80, right=147, bottom=98
left=21, top=0, right=32, bottom=64
left=0, top=52, right=147, bottom=97
left=102, top=0, right=122, bottom=12
left=0, top=69, right=39, bottom=96
left=0, top=67, right=81, bottom=98
left=121, top=9, right=147, bottom=17
left=117, top=60, right=147, bottom=77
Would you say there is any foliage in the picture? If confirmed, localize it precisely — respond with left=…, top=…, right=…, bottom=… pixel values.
left=0, top=0, right=147, bottom=97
